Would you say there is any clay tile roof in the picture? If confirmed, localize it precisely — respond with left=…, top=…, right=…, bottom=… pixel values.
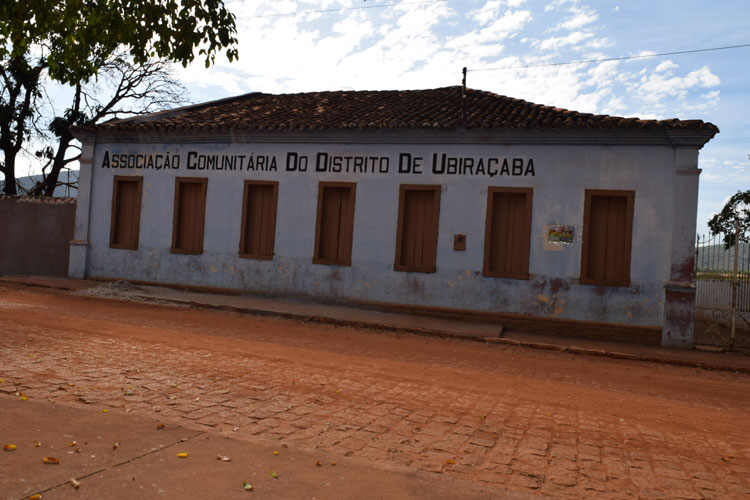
left=87, top=86, right=719, bottom=134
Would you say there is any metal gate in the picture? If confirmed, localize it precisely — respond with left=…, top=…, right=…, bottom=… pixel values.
left=694, top=232, right=750, bottom=350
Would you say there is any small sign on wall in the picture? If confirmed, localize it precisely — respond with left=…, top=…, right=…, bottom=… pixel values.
left=544, top=224, right=575, bottom=251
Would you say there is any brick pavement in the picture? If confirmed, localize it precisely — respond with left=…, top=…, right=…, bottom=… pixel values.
left=1, top=290, right=749, bottom=499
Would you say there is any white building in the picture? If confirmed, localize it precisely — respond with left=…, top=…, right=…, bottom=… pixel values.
left=70, top=87, right=718, bottom=347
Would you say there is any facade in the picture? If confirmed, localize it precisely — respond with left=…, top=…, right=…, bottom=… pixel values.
left=70, top=87, right=717, bottom=347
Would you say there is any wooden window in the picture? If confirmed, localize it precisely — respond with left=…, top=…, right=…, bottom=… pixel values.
left=483, top=187, right=533, bottom=279
left=239, top=180, right=278, bottom=260
left=313, top=182, right=356, bottom=266
left=580, top=190, right=635, bottom=287
left=109, top=176, right=143, bottom=250
left=171, top=177, right=208, bottom=254
left=394, top=184, right=441, bottom=273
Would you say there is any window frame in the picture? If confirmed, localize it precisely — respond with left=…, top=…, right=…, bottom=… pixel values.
left=239, top=180, right=279, bottom=261
left=394, top=184, right=441, bottom=273
left=312, top=181, right=357, bottom=267
left=482, top=186, right=533, bottom=280
left=170, top=177, right=208, bottom=255
left=109, top=175, right=143, bottom=251
left=580, top=189, right=635, bottom=287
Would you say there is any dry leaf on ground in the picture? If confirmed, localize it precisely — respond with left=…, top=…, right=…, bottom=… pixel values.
left=43, top=456, right=60, bottom=464
left=3, top=444, right=16, bottom=451
left=176, top=452, right=189, bottom=458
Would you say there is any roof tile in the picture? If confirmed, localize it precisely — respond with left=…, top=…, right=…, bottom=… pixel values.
left=89, top=86, right=718, bottom=134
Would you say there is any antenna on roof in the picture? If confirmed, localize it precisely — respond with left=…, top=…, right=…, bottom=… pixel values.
left=461, top=67, right=467, bottom=127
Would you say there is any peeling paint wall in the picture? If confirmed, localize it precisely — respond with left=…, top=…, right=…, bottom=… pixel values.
left=76, top=139, right=699, bottom=332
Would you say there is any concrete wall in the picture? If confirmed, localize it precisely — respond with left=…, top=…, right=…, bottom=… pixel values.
left=0, top=196, right=76, bottom=277
left=71, top=136, right=702, bottom=338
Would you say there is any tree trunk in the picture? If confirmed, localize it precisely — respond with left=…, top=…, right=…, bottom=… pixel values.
left=40, top=131, right=74, bottom=196
left=1, top=155, right=18, bottom=195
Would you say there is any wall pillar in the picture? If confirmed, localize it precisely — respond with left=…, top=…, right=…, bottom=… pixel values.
left=662, top=152, right=701, bottom=347
left=68, top=137, right=95, bottom=278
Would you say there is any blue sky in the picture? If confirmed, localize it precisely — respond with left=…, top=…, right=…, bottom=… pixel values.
left=169, top=0, right=749, bottom=236
left=12, top=0, right=749, bottom=235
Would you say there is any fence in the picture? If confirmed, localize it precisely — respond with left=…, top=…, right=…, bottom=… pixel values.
left=0, top=196, right=77, bottom=277
left=694, top=231, right=750, bottom=350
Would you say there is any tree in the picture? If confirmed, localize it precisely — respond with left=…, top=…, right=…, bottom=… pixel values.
left=0, top=55, right=45, bottom=195
left=27, top=55, right=189, bottom=196
left=0, top=0, right=238, bottom=195
left=708, top=190, right=750, bottom=248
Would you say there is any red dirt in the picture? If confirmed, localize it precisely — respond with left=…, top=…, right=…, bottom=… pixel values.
left=1, top=281, right=749, bottom=499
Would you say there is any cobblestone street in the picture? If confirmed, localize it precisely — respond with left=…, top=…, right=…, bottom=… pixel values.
left=1, top=282, right=749, bottom=499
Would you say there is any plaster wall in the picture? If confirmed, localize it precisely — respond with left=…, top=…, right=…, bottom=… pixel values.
left=81, top=140, right=687, bottom=329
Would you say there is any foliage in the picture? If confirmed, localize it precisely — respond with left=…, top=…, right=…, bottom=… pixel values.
left=708, top=190, right=750, bottom=248
left=0, top=0, right=238, bottom=85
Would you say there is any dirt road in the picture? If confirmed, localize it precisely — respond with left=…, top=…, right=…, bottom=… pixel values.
left=1, top=281, right=748, bottom=498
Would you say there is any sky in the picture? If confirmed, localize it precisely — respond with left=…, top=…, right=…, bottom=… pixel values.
left=11, top=0, right=750, bottom=235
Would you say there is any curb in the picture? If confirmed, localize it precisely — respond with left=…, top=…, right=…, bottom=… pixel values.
left=484, top=338, right=750, bottom=374
left=3, top=277, right=748, bottom=375
left=136, top=294, right=750, bottom=375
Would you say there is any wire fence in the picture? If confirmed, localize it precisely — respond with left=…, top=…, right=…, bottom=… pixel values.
left=694, top=231, right=750, bottom=350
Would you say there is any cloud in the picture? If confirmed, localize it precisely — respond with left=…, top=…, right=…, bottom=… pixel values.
left=172, top=0, right=723, bottom=124
left=469, top=0, right=528, bottom=25
left=634, top=66, right=720, bottom=104
left=554, top=6, right=598, bottom=31
left=447, top=9, right=533, bottom=55
left=537, top=31, right=593, bottom=51
left=654, top=60, right=678, bottom=72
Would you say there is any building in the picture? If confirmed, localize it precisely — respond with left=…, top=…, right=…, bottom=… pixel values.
left=70, top=87, right=718, bottom=347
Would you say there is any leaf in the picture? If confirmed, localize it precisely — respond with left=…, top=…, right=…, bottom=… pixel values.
left=176, top=452, right=189, bottom=458
left=273, top=451, right=279, bottom=456
left=101, top=409, right=108, bottom=413
left=217, top=455, right=231, bottom=462
left=30, top=495, right=42, bottom=500
left=3, top=444, right=17, bottom=451
left=156, top=424, right=165, bottom=430
left=269, top=469, right=278, bottom=479
left=70, top=478, right=80, bottom=489
left=446, top=459, right=456, bottom=465
left=19, top=395, right=28, bottom=401
left=35, top=442, right=41, bottom=447
left=43, top=456, right=60, bottom=464
left=315, top=460, right=321, bottom=467
left=243, top=480, right=253, bottom=491
left=69, top=441, right=77, bottom=447
left=331, top=462, right=336, bottom=467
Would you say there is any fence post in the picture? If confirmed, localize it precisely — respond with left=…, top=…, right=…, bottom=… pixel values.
left=730, top=219, right=740, bottom=350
